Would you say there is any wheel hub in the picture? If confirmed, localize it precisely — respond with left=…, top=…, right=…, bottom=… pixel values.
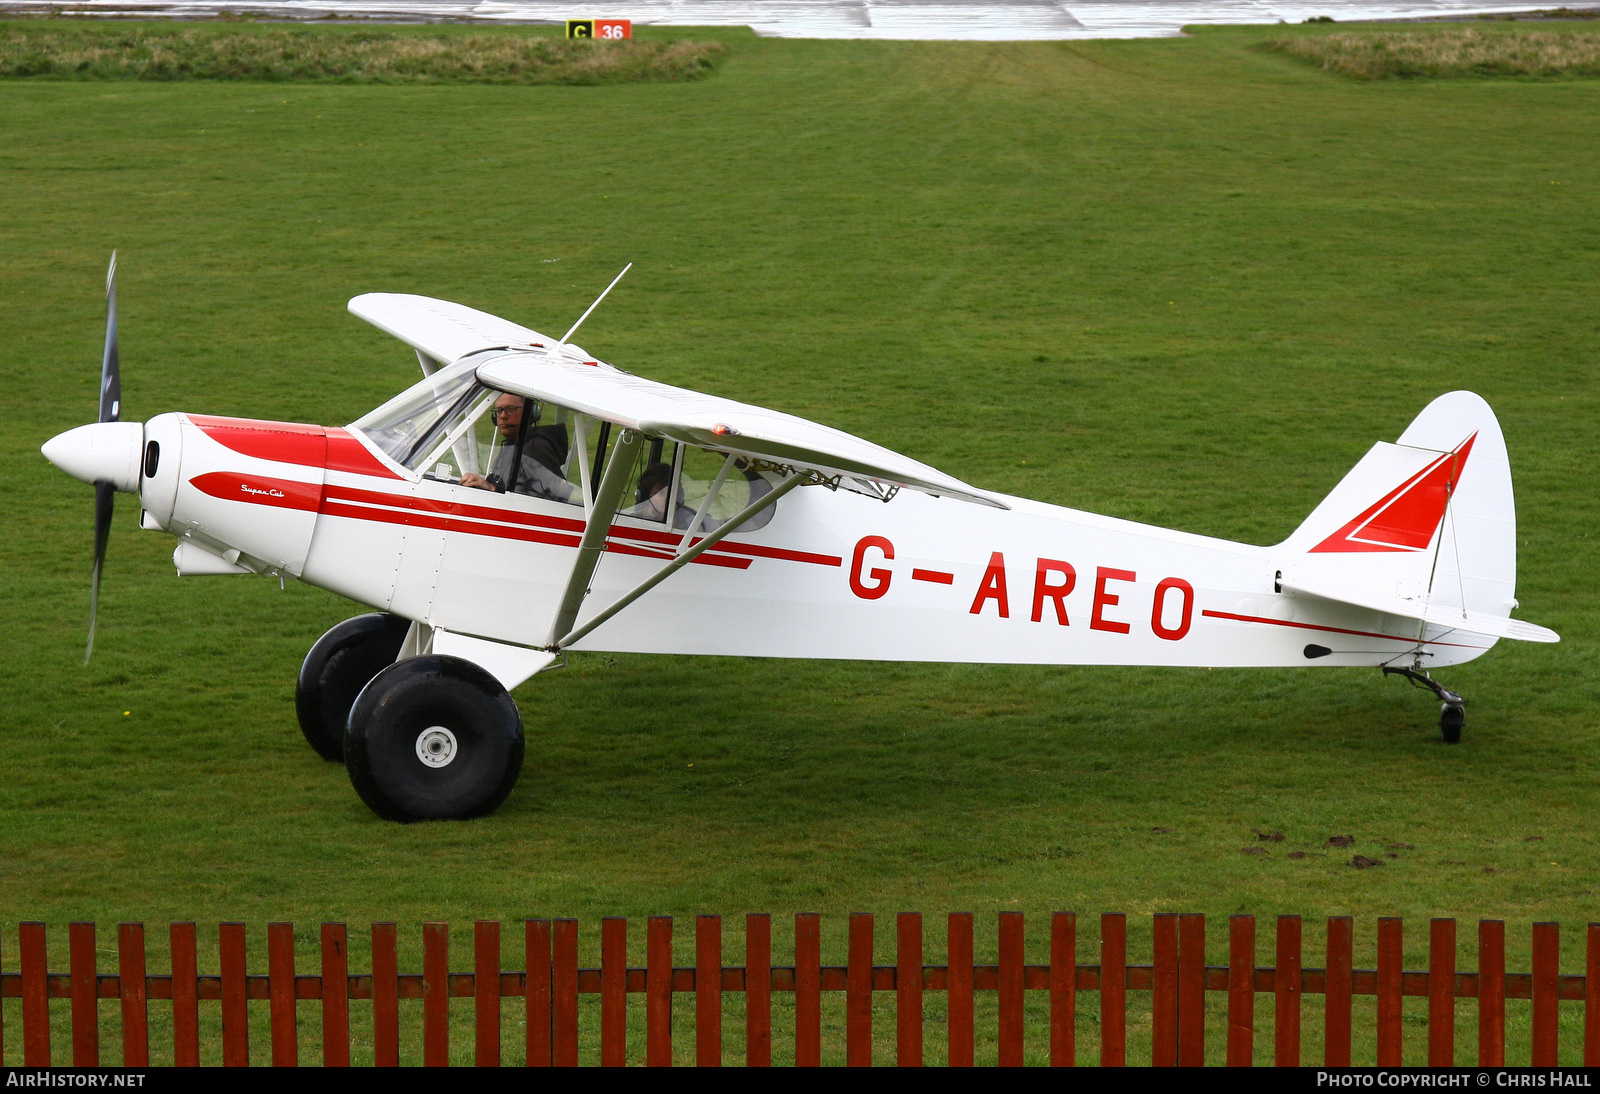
left=415, top=726, right=458, bottom=768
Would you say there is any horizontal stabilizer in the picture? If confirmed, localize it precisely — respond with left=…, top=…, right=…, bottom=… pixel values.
left=1279, top=575, right=1559, bottom=644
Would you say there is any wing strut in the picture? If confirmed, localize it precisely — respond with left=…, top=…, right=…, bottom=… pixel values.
left=544, top=428, right=644, bottom=648
left=552, top=470, right=807, bottom=652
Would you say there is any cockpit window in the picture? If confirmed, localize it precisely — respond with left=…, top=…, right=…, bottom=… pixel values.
left=353, top=361, right=780, bottom=530
left=352, top=362, right=486, bottom=469
left=629, top=445, right=776, bottom=533
left=461, top=392, right=581, bottom=505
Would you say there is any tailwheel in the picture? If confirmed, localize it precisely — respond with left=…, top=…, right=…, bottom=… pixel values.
left=1382, top=665, right=1466, bottom=744
left=1439, top=702, right=1465, bottom=745
left=344, top=655, right=524, bottom=822
left=295, top=613, right=410, bottom=761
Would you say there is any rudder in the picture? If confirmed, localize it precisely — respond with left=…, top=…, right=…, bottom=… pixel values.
left=1279, top=391, right=1519, bottom=637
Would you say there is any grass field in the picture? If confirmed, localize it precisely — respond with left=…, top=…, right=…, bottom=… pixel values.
left=1, top=18, right=1597, bottom=1065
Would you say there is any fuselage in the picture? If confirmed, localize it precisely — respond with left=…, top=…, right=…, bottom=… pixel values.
left=138, top=411, right=1491, bottom=671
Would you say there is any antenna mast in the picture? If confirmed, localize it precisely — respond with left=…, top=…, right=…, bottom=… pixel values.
left=562, top=262, right=632, bottom=344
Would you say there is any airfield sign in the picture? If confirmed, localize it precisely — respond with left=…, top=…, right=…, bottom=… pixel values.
left=567, top=19, right=632, bottom=39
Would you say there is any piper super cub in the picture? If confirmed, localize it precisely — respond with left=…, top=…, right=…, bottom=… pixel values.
left=43, top=259, right=1560, bottom=821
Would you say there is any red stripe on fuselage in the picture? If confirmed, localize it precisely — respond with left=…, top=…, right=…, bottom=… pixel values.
left=318, top=499, right=584, bottom=549
left=325, top=484, right=823, bottom=569
left=318, top=487, right=751, bottom=568
left=325, top=429, right=402, bottom=478
left=189, top=415, right=326, bottom=466
left=190, top=415, right=402, bottom=480
left=1199, top=609, right=1486, bottom=649
left=323, top=484, right=588, bottom=534
left=606, top=521, right=842, bottom=567
left=191, top=435, right=810, bottom=572
left=189, top=471, right=322, bottom=512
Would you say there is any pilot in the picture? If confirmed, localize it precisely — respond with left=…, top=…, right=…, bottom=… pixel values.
left=627, top=460, right=775, bottom=532
left=460, top=392, right=576, bottom=503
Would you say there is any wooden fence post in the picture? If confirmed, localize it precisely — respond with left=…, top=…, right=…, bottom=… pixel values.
left=1376, top=916, right=1403, bottom=1067
left=321, top=923, right=349, bottom=1068
left=524, top=919, right=552, bottom=1068
left=219, top=922, right=248, bottom=1067
left=1050, top=912, right=1075, bottom=1068
left=20, top=922, right=49, bottom=1067
left=1100, top=912, right=1127, bottom=1067
left=847, top=912, right=873, bottom=1066
left=1152, top=912, right=1178, bottom=1066
left=696, top=915, right=722, bottom=1067
left=1178, top=913, right=1206, bottom=1066
left=372, top=922, right=399, bottom=1068
left=746, top=914, right=772, bottom=1068
left=117, top=923, right=149, bottom=1067
left=998, top=911, right=1025, bottom=1067
left=1275, top=915, right=1302, bottom=1067
left=267, top=922, right=297, bottom=1067
left=897, top=912, right=923, bottom=1067
left=646, top=915, right=673, bottom=1067
left=69, top=921, right=98, bottom=1067
left=552, top=919, right=579, bottom=1068
left=170, top=922, right=199, bottom=1067
left=1428, top=918, right=1456, bottom=1066
left=1531, top=922, right=1559, bottom=1066
left=1478, top=920, right=1505, bottom=1067
left=1228, top=914, right=1255, bottom=1067
left=421, top=921, right=451, bottom=1066
left=601, top=916, right=627, bottom=1067
left=422, top=921, right=449, bottom=1067
left=795, top=913, right=821, bottom=1067
left=1325, top=916, right=1352, bottom=1067
left=475, top=919, right=501, bottom=1067
left=947, top=912, right=974, bottom=1067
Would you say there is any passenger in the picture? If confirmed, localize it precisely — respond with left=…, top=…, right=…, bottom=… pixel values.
left=461, top=393, right=576, bottom=503
left=627, top=460, right=775, bottom=532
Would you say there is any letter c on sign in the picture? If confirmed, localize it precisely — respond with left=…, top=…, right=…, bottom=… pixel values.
left=1151, top=577, right=1194, bottom=641
left=850, top=536, right=894, bottom=600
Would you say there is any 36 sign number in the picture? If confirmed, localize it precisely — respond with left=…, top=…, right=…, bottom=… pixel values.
left=567, top=19, right=632, bottom=39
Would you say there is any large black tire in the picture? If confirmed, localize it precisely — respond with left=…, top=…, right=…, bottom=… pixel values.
left=295, top=613, right=410, bottom=761
left=344, top=655, right=524, bottom=822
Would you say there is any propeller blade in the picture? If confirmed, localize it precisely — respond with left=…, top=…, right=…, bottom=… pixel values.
left=87, top=480, right=113, bottom=665
left=100, top=251, right=120, bottom=424
left=87, top=251, right=120, bottom=664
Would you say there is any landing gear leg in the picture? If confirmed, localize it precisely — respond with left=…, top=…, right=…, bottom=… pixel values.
left=1382, top=665, right=1465, bottom=744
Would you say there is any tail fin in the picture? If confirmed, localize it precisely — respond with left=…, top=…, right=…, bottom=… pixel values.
left=1278, top=392, right=1556, bottom=645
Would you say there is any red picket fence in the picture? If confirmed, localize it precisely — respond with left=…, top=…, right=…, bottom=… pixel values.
left=3, top=913, right=1598, bottom=1067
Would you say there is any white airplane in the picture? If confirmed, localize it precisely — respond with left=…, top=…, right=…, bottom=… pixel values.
left=43, top=259, right=1559, bottom=821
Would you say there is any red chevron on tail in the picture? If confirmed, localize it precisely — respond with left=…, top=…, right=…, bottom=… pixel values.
left=1309, top=433, right=1476, bottom=554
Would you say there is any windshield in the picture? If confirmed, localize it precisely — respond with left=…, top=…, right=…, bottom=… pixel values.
left=352, top=360, right=487, bottom=469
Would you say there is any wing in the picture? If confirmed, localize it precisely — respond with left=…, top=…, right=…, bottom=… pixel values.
left=474, top=349, right=1007, bottom=509
left=349, top=293, right=567, bottom=366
